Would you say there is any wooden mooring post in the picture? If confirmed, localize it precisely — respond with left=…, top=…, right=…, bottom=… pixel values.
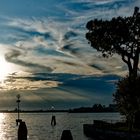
left=61, top=130, right=73, bottom=140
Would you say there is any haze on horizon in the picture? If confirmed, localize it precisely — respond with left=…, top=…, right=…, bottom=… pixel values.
left=0, top=0, right=139, bottom=110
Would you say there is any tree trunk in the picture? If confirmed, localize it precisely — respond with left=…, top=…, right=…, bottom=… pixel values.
left=132, top=50, right=139, bottom=78
left=127, top=51, right=139, bottom=81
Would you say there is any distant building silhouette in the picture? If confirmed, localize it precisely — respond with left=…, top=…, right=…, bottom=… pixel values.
left=69, top=104, right=118, bottom=113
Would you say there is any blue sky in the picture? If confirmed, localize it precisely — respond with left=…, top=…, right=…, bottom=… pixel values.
left=0, top=0, right=139, bottom=110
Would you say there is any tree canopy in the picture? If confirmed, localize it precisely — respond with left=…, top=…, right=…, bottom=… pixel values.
left=113, top=76, right=140, bottom=129
left=114, top=76, right=140, bottom=116
left=86, top=7, right=140, bottom=78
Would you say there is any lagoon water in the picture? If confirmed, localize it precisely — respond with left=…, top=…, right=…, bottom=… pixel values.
left=0, top=112, right=123, bottom=140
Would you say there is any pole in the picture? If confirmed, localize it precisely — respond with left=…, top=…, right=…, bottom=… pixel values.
left=16, top=94, right=21, bottom=125
left=17, top=94, right=20, bottom=120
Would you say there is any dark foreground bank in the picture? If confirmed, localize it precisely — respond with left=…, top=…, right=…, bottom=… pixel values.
left=83, top=120, right=140, bottom=140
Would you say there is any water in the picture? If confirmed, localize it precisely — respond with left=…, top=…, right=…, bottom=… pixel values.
left=0, top=112, right=123, bottom=140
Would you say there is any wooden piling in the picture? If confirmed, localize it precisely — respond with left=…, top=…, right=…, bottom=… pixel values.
left=51, top=115, right=56, bottom=126
left=18, top=121, right=28, bottom=140
left=61, top=130, right=73, bottom=140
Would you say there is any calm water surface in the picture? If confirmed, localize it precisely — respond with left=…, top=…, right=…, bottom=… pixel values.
left=0, top=112, right=123, bottom=140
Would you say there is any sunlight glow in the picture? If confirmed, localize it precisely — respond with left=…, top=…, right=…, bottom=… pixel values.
left=0, top=56, right=12, bottom=83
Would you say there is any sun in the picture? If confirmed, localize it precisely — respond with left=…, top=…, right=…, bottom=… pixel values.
left=0, top=56, right=12, bottom=83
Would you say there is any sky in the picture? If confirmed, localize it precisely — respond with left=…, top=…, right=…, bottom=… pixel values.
left=0, top=0, right=139, bottom=110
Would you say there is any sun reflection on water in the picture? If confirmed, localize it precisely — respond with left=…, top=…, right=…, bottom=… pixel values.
left=0, top=113, right=5, bottom=123
left=0, top=113, right=6, bottom=139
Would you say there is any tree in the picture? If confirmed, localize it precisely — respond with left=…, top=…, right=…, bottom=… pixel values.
left=114, top=76, right=140, bottom=131
left=86, top=7, right=140, bottom=78
left=86, top=7, right=140, bottom=131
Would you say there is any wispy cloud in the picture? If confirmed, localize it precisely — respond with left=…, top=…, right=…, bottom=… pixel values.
left=5, top=49, right=53, bottom=72
left=0, top=0, right=138, bottom=109
left=3, top=16, right=127, bottom=76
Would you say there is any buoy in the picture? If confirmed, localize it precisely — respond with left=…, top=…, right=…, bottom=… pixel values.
left=51, top=115, right=56, bottom=126
left=18, top=121, right=28, bottom=140
left=61, top=130, right=73, bottom=140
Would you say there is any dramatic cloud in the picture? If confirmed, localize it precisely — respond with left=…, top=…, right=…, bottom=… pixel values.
left=0, top=0, right=139, bottom=109
left=0, top=73, right=119, bottom=109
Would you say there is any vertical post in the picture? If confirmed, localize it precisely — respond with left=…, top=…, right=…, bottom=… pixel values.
left=61, top=130, right=73, bottom=140
left=16, top=94, right=22, bottom=125
left=51, top=106, right=56, bottom=126
left=51, top=115, right=56, bottom=126
left=17, top=94, right=20, bottom=120
left=18, top=121, right=28, bottom=140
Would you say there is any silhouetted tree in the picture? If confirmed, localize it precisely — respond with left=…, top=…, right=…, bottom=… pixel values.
left=86, top=7, right=140, bottom=131
left=114, top=76, right=140, bottom=131
left=86, top=7, right=140, bottom=79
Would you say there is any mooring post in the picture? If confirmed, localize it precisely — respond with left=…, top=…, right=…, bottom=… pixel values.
left=18, top=121, right=28, bottom=140
left=51, top=115, right=56, bottom=126
left=61, top=130, right=73, bottom=140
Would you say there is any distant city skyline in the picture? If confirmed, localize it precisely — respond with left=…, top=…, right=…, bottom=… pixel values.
left=0, top=0, right=139, bottom=109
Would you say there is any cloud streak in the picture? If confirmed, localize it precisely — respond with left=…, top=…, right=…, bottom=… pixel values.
left=0, top=0, right=139, bottom=109
left=5, top=49, right=53, bottom=72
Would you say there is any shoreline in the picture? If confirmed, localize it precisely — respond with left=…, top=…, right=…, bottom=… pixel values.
left=0, top=110, right=119, bottom=113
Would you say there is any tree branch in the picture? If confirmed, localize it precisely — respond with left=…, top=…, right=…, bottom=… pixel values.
left=122, top=54, right=128, bottom=64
